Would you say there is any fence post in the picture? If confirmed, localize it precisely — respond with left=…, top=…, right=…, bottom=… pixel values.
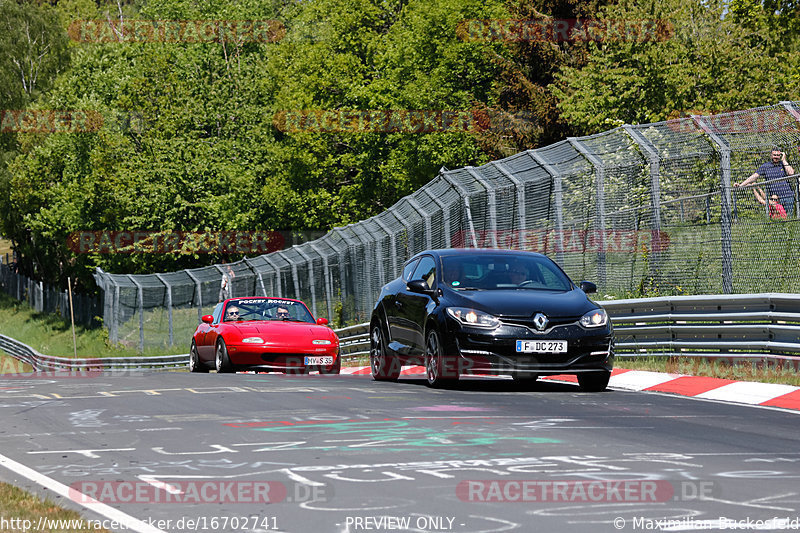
left=406, top=196, right=433, bottom=250
left=441, top=170, right=479, bottom=248
left=623, top=125, right=663, bottom=281
left=465, top=167, right=498, bottom=247
left=420, top=180, right=452, bottom=248
left=295, top=246, right=317, bottom=317
left=185, top=270, right=204, bottom=323
left=372, top=215, right=398, bottom=282
left=779, top=101, right=800, bottom=217
left=276, top=250, right=300, bottom=299
left=309, top=242, right=334, bottom=321
left=527, top=150, right=565, bottom=265
left=694, top=115, right=734, bottom=294
left=569, top=138, right=607, bottom=286
left=128, top=275, right=145, bottom=353
left=154, top=274, right=174, bottom=347
left=493, top=161, right=527, bottom=234
left=263, top=256, right=282, bottom=297
left=243, top=258, right=267, bottom=296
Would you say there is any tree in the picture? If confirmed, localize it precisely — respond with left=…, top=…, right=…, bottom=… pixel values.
left=551, top=0, right=800, bottom=134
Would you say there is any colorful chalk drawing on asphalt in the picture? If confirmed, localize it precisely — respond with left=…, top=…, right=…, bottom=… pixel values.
left=241, top=418, right=561, bottom=451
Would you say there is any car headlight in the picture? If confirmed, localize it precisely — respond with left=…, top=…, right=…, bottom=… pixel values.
left=446, top=307, right=500, bottom=329
left=580, top=309, right=608, bottom=328
left=242, top=337, right=264, bottom=343
left=312, top=339, right=332, bottom=345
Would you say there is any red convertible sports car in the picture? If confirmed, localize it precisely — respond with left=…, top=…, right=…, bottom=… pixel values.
left=190, top=297, right=340, bottom=374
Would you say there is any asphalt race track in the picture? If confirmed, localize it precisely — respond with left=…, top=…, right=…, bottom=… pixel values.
left=1, top=371, right=799, bottom=533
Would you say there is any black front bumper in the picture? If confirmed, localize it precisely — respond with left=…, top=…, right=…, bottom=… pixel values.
left=445, top=321, right=613, bottom=375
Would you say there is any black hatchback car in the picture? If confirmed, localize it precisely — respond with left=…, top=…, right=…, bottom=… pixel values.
left=369, top=249, right=614, bottom=390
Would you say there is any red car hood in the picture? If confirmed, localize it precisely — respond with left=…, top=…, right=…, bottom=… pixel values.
left=231, top=322, right=336, bottom=342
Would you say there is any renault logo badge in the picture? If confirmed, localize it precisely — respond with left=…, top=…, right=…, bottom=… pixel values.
left=533, top=313, right=548, bottom=331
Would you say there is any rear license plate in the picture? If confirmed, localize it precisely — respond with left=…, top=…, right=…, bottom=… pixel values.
left=305, top=356, right=333, bottom=365
left=516, top=340, right=567, bottom=353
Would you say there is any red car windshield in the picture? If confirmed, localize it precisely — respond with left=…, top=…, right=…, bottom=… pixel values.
left=223, top=298, right=315, bottom=323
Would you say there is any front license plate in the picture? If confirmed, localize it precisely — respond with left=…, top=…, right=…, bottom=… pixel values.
left=305, top=356, right=333, bottom=365
left=516, top=340, right=567, bottom=353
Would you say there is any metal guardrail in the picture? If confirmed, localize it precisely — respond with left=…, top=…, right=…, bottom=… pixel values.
left=602, top=293, right=800, bottom=364
left=0, top=323, right=370, bottom=372
left=337, top=323, right=370, bottom=362
left=0, top=334, right=188, bottom=372
left=335, top=293, right=800, bottom=366
left=2, top=294, right=798, bottom=372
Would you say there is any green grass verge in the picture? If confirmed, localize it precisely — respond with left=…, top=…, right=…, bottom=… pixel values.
left=619, top=356, right=800, bottom=386
left=0, top=292, right=184, bottom=358
left=0, top=483, right=110, bottom=533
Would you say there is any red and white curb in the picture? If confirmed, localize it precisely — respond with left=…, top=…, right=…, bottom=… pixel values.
left=340, top=366, right=800, bottom=412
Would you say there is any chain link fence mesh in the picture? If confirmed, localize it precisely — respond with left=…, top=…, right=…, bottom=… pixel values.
left=92, top=101, right=800, bottom=351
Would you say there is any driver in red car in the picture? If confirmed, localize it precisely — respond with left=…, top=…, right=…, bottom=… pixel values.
left=224, top=305, right=241, bottom=322
left=276, top=306, right=290, bottom=319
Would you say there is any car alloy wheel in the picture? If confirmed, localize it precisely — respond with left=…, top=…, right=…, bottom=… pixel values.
left=370, top=324, right=400, bottom=381
left=190, top=341, right=208, bottom=373
left=425, top=329, right=455, bottom=387
left=215, top=339, right=234, bottom=373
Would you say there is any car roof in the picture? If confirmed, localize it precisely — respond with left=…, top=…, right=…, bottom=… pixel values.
left=407, top=248, right=549, bottom=261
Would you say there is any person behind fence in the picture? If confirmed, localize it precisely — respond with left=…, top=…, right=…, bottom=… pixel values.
left=218, top=262, right=235, bottom=302
left=753, top=187, right=788, bottom=219
left=734, top=147, right=796, bottom=216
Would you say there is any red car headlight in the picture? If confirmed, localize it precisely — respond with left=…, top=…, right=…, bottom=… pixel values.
left=242, top=337, right=264, bottom=344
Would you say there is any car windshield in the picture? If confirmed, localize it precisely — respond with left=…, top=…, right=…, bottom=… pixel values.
left=441, top=254, right=573, bottom=291
left=223, top=298, right=315, bottom=323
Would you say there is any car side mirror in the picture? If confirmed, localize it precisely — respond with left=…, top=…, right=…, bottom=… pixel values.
left=407, top=279, right=436, bottom=296
left=316, top=317, right=329, bottom=326
left=201, top=315, right=214, bottom=324
left=580, top=281, right=597, bottom=294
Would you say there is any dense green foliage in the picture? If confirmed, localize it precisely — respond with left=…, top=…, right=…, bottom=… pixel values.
left=0, top=0, right=798, bottom=291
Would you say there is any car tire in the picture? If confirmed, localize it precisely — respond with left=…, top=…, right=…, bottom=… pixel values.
left=215, top=339, right=234, bottom=374
left=189, top=341, right=208, bottom=373
left=370, top=324, right=400, bottom=381
left=319, top=356, right=341, bottom=375
left=425, top=329, right=457, bottom=388
left=577, top=371, right=610, bottom=392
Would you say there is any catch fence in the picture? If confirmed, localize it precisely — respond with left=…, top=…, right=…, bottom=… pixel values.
left=92, top=102, right=800, bottom=351
left=0, top=259, right=100, bottom=326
